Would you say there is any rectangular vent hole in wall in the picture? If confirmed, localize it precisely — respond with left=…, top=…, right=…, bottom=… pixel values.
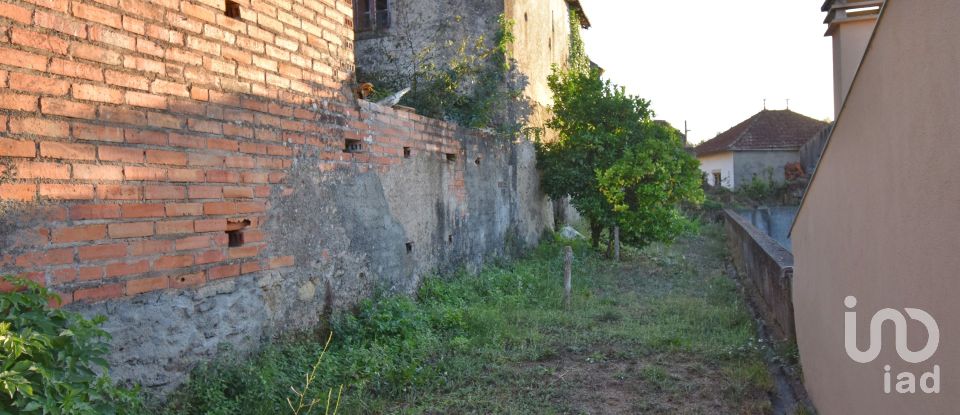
left=227, top=230, right=244, bottom=247
left=225, top=0, right=241, bottom=19
left=448, top=234, right=453, bottom=243
left=445, top=153, right=457, bottom=162
left=226, top=219, right=251, bottom=247
left=403, top=147, right=411, bottom=158
left=344, top=139, right=363, bottom=153
left=405, top=242, right=413, bottom=253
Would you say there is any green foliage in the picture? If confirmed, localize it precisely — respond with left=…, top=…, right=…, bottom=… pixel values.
left=287, top=333, right=341, bottom=415
left=537, top=66, right=703, bottom=247
left=0, top=276, right=142, bottom=414
left=360, top=15, right=522, bottom=134
left=163, top=228, right=771, bottom=413
left=737, top=170, right=791, bottom=205
left=567, top=10, right=589, bottom=73
left=598, top=123, right=705, bottom=247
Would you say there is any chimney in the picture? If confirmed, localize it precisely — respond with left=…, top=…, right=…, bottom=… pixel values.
left=823, top=0, right=882, bottom=117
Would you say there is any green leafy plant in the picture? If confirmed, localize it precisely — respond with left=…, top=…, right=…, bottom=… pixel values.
left=537, top=64, right=703, bottom=248
left=163, top=226, right=773, bottom=413
left=0, top=275, right=142, bottom=414
left=287, top=332, right=342, bottom=415
left=597, top=123, right=705, bottom=247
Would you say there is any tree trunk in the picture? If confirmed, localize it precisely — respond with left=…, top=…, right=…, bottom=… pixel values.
left=606, top=226, right=614, bottom=258
left=613, top=226, right=620, bottom=262
left=563, top=246, right=573, bottom=309
left=590, top=223, right=602, bottom=248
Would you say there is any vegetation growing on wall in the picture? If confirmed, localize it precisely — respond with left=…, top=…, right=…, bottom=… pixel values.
left=0, top=277, right=142, bottom=414
left=358, top=15, right=525, bottom=135
left=567, top=10, right=590, bottom=74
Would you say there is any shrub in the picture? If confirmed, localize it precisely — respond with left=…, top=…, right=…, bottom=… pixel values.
left=0, top=276, right=142, bottom=414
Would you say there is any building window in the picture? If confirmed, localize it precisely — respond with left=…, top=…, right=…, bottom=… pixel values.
left=712, top=171, right=723, bottom=187
left=355, top=0, right=390, bottom=32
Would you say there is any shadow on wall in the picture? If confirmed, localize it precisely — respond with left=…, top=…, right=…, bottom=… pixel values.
left=735, top=206, right=798, bottom=251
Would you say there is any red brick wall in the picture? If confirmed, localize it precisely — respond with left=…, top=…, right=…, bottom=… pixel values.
left=0, top=0, right=470, bottom=305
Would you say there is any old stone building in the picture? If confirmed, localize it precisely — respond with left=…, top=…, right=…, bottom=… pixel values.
left=352, top=0, right=590, bottom=134
left=0, top=0, right=553, bottom=392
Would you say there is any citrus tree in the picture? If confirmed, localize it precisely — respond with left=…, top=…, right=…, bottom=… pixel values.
left=537, top=67, right=703, bottom=248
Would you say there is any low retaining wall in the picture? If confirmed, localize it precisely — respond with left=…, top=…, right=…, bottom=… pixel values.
left=724, top=209, right=795, bottom=341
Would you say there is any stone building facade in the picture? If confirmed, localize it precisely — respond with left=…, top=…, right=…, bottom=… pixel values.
left=0, top=0, right=552, bottom=392
left=352, top=0, right=590, bottom=135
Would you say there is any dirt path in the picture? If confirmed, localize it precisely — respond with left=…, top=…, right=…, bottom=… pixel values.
left=511, top=227, right=775, bottom=414
left=390, top=225, right=777, bottom=414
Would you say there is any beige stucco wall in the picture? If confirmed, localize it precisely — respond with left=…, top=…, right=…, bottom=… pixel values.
left=697, top=152, right=735, bottom=189
left=505, top=0, right=575, bottom=139
left=792, top=1, right=960, bottom=413
left=831, top=18, right=876, bottom=117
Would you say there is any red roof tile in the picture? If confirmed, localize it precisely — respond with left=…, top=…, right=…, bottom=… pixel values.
left=694, top=110, right=830, bottom=156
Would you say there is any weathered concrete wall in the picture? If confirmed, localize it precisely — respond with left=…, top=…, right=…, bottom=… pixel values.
left=732, top=150, right=800, bottom=187
left=0, top=0, right=552, bottom=393
left=736, top=206, right=798, bottom=251
left=724, top=209, right=795, bottom=342
left=793, top=1, right=960, bottom=413
left=69, top=104, right=552, bottom=391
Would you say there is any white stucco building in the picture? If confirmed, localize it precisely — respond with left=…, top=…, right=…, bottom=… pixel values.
left=694, top=109, right=830, bottom=189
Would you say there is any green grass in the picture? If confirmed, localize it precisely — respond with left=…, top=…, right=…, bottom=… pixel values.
left=159, top=223, right=773, bottom=414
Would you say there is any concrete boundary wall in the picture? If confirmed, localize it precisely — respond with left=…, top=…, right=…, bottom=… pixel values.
left=723, top=209, right=795, bottom=341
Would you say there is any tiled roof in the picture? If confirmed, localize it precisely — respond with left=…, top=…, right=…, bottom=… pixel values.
left=694, top=110, right=830, bottom=156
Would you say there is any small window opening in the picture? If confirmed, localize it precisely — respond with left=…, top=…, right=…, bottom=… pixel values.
left=228, top=231, right=244, bottom=247
left=448, top=234, right=453, bottom=243
left=354, top=0, right=390, bottom=32
left=524, top=12, right=528, bottom=22
left=344, top=139, right=363, bottom=153
left=445, top=153, right=457, bottom=162
left=225, top=0, right=241, bottom=19
left=405, top=242, right=413, bottom=253
left=226, top=219, right=251, bottom=247
left=474, top=157, right=481, bottom=166
left=403, top=147, right=411, bottom=158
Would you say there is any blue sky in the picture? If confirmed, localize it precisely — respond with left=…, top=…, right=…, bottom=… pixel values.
left=578, top=0, right=833, bottom=144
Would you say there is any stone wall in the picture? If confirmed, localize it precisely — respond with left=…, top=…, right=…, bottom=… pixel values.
left=0, top=0, right=552, bottom=393
left=724, top=209, right=795, bottom=341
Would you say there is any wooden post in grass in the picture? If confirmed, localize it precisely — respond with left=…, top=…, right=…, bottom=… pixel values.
left=563, top=246, right=573, bottom=309
left=613, top=226, right=620, bottom=262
